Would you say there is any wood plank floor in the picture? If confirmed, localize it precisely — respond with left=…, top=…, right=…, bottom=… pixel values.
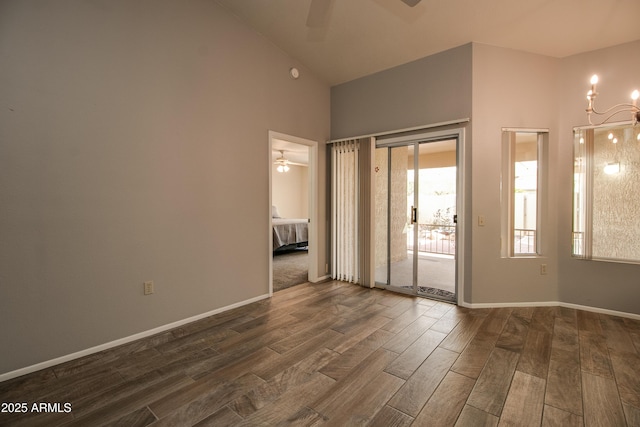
left=1, top=281, right=639, bottom=426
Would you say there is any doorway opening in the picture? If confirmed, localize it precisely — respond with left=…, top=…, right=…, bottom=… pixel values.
left=268, top=131, right=319, bottom=294
left=374, top=132, right=461, bottom=303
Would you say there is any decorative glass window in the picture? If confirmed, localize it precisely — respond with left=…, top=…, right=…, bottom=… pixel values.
left=501, top=129, right=548, bottom=257
left=573, top=122, right=640, bottom=263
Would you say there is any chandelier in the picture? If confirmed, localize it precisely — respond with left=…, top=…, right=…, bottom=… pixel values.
left=586, top=75, right=639, bottom=126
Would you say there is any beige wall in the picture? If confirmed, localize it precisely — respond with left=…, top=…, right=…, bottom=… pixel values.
left=272, top=164, right=309, bottom=219
left=0, top=0, right=330, bottom=375
left=471, top=44, right=559, bottom=304
left=469, top=41, right=640, bottom=314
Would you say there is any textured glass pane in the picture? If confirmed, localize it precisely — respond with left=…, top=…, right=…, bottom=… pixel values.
left=591, top=125, right=640, bottom=261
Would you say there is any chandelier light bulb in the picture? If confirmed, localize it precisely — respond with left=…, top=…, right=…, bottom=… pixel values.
left=608, top=133, right=614, bottom=140
left=590, top=75, right=599, bottom=85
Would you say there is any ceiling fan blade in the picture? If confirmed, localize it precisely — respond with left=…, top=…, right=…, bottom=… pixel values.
left=306, top=0, right=333, bottom=28
left=401, top=0, right=421, bottom=6
left=272, top=150, right=308, bottom=167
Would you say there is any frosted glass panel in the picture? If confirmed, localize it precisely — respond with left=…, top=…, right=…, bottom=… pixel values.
left=573, top=123, right=640, bottom=262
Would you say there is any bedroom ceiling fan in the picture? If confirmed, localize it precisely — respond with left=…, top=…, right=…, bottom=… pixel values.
left=306, top=0, right=421, bottom=28
left=274, top=150, right=306, bottom=172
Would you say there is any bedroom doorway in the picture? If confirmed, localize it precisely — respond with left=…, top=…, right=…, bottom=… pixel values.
left=268, top=131, right=319, bottom=295
left=374, top=132, right=461, bottom=303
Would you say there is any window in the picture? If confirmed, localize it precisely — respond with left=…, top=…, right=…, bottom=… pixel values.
left=573, top=122, right=640, bottom=263
left=501, top=129, right=548, bottom=257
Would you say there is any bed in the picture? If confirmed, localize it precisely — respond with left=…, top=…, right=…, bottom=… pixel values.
left=272, top=206, right=309, bottom=252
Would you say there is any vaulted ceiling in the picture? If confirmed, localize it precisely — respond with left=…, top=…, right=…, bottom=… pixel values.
left=216, top=0, right=640, bottom=86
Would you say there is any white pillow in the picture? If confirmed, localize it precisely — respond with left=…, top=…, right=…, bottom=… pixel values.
left=272, top=205, right=281, bottom=218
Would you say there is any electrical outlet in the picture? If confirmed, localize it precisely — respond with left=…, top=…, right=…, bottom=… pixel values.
left=144, top=280, right=154, bottom=295
left=540, top=264, right=547, bottom=275
left=478, top=215, right=486, bottom=226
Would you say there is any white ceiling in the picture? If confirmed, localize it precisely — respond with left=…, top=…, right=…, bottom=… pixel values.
left=216, top=0, right=640, bottom=86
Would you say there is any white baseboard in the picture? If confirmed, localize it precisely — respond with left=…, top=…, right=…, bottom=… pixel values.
left=0, top=293, right=271, bottom=383
left=557, top=301, right=640, bottom=320
left=459, top=300, right=640, bottom=320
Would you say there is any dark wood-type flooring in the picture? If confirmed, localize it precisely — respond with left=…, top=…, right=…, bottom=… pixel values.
left=1, top=281, right=639, bottom=426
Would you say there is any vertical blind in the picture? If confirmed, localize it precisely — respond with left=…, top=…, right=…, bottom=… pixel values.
left=332, top=140, right=360, bottom=283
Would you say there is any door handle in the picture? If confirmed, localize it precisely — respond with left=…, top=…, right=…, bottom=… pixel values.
left=411, top=206, right=417, bottom=224
left=453, top=214, right=457, bottom=224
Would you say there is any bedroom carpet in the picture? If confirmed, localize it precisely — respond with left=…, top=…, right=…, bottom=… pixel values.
left=273, top=249, right=309, bottom=292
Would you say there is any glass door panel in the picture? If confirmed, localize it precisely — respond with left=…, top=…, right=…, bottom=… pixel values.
left=375, top=138, right=457, bottom=302
left=374, top=146, right=389, bottom=285
left=415, top=140, right=457, bottom=301
left=388, top=145, right=416, bottom=293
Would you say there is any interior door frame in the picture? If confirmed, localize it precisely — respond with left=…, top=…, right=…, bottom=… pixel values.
left=268, top=131, right=319, bottom=296
left=374, top=126, right=466, bottom=304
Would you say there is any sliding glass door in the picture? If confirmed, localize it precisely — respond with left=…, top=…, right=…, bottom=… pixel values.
left=375, top=136, right=458, bottom=302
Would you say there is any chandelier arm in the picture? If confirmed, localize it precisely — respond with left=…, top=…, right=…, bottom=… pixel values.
left=591, top=108, right=640, bottom=126
left=590, top=103, right=639, bottom=116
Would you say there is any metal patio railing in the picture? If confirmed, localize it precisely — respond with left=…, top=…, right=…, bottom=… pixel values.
left=514, top=228, right=536, bottom=254
left=407, top=226, right=538, bottom=256
left=409, top=224, right=456, bottom=255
